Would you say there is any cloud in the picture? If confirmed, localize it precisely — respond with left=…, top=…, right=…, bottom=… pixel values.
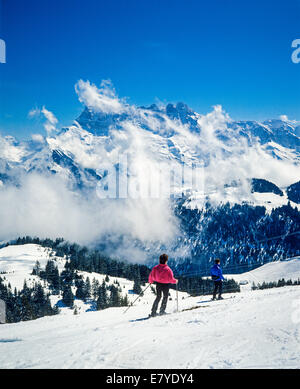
left=0, top=172, right=179, bottom=262
left=280, top=115, right=289, bottom=122
left=0, top=173, right=95, bottom=244
left=0, top=135, right=26, bottom=163
left=28, top=106, right=58, bottom=136
left=279, top=114, right=298, bottom=125
left=31, top=134, right=45, bottom=143
left=75, top=79, right=126, bottom=114
left=28, top=108, right=41, bottom=118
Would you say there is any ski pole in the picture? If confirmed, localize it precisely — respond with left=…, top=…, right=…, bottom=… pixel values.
left=123, top=283, right=151, bottom=314
left=176, top=282, right=179, bottom=313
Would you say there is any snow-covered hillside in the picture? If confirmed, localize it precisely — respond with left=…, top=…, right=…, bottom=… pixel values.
left=0, top=286, right=300, bottom=369
left=226, top=256, right=300, bottom=288
left=69, top=269, right=188, bottom=317
left=0, top=243, right=188, bottom=314
left=1, top=244, right=300, bottom=368
left=0, top=244, right=65, bottom=290
left=185, top=187, right=300, bottom=211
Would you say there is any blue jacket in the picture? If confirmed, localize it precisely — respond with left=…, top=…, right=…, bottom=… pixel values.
left=210, top=264, right=224, bottom=281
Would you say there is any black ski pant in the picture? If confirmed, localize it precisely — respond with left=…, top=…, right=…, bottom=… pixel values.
left=213, top=281, right=223, bottom=299
left=151, top=282, right=170, bottom=314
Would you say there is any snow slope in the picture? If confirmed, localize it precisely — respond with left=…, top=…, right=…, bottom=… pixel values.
left=185, top=188, right=300, bottom=211
left=0, top=244, right=65, bottom=290
left=63, top=268, right=189, bottom=317
left=226, top=256, right=300, bottom=288
left=1, top=245, right=300, bottom=368
left=0, top=244, right=188, bottom=314
left=0, top=286, right=300, bottom=369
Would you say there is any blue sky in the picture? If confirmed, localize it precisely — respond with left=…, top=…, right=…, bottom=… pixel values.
left=1, top=0, right=300, bottom=138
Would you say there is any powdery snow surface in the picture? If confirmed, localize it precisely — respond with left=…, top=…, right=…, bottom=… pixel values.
left=0, top=287, right=300, bottom=369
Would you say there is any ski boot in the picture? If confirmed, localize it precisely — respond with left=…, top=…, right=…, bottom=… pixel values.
left=159, top=311, right=167, bottom=316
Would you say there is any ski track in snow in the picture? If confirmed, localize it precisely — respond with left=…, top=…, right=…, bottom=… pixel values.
left=1, top=286, right=300, bottom=369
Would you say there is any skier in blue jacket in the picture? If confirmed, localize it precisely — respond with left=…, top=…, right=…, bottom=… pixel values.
left=210, top=259, right=225, bottom=300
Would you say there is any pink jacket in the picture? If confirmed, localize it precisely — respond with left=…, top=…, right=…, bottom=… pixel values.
left=148, top=264, right=177, bottom=284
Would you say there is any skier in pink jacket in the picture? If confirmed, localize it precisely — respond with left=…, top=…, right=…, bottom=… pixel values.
left=148, top=254, right=178, bottom=317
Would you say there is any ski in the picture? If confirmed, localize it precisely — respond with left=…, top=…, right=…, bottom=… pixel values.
left=181, top=305, right=210, bottom=312
left=209, top=296, right=236, bottom=302
left=130, top=313, right=170, bottom=322
left=132, top=305, right=210, bottom=321
left=131, top=296, right=236, bottom=321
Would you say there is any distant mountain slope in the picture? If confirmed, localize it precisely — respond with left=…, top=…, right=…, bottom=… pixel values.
left=287, top=181, right=300, bottom=204
left=226, top=256, right=300, bottom=286
left=251, top=178, right=283, bottom=196
left=0, top=101, right=299, bottom=195
left=0, top=244, right=65, bottom=290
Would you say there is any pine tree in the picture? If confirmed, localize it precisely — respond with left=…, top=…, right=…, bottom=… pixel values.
left=133, top=279, right=142, bottom=295
left=96, top=281, right=108, bottom=310
left=51, top=267, right=60, bottom=294
left=121, top=294, right=129, bottom=307
left=62, top=285, right=74, bottom=308
left=33, top=283, right=46, bottom=317
left=92, top=278, right=100, bottom=299
left=83, top=277, right=91, bottom=301
left=75, top=280, right=85, bottom=300
left=109, top=285, right=121, bottom=307
left=32, top=260, right=41, bottom=276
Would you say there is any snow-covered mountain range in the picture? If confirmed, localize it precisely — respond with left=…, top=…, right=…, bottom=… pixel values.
left=0, top=81, right=300, bottom=194
left=1, top=101, right=300, bottom=211
left=1, top=102, right=300, bottom=186
left=1, top=82, right=300, bottom=197
left=0, top=80, right=299, bottom=267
